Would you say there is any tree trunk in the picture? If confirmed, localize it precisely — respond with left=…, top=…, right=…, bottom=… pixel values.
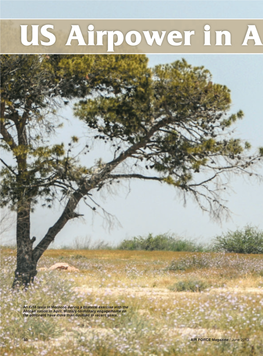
left=12, top=200, right=37, bottom=289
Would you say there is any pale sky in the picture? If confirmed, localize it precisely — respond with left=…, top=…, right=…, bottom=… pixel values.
left=1, top=1, right=263, bottom=248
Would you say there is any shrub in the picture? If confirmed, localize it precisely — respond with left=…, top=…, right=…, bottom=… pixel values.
left=168, top=278, right=211, bottom=292
left=117, top=233, right=205, bottom=252
left=71, top=254, right=89, bottom=260
left=168, top=254, right=211, bottom=271
left=213, top=226, right=263, bottom=254
left=167, top=252, right=263, bottom=276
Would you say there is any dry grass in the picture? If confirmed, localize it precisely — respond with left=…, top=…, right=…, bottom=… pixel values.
left=1, top=248, right=263, bottom=355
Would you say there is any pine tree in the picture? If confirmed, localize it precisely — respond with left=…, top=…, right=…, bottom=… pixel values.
left=0, top=55, right=261, bottom=288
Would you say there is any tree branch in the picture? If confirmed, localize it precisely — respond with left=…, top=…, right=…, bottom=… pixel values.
left=0, top=118, right=18, bottom=151
left=108, top=173, right=163, bottom=182
left=0, top=158, right=17, bottom=176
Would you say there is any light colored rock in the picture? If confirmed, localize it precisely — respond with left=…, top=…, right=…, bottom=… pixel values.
left=49, top=262, right=80, bottom=272
left=38, top=267, right=48, bottom=271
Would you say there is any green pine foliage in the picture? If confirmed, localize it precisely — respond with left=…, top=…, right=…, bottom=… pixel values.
left=1, top=55, right=261, bottom=216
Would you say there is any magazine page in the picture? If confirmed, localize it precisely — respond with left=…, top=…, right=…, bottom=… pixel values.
left=1, top=1, right=263, bottom=355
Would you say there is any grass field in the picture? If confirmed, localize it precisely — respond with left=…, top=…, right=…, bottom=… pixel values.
left=1, top=248, right=263, bottom=355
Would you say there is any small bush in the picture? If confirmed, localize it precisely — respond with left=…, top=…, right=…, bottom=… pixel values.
left=168, top=254, right=213, bottom=271
left=168, top=278, right=211, bottom=292
left=71, top=254, right=89, bottom=260
left=117, top=233, right=205, bottom=252
left=213, top=226, right=263, bottom=254
left=167, top=252, right=263, bottom=276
